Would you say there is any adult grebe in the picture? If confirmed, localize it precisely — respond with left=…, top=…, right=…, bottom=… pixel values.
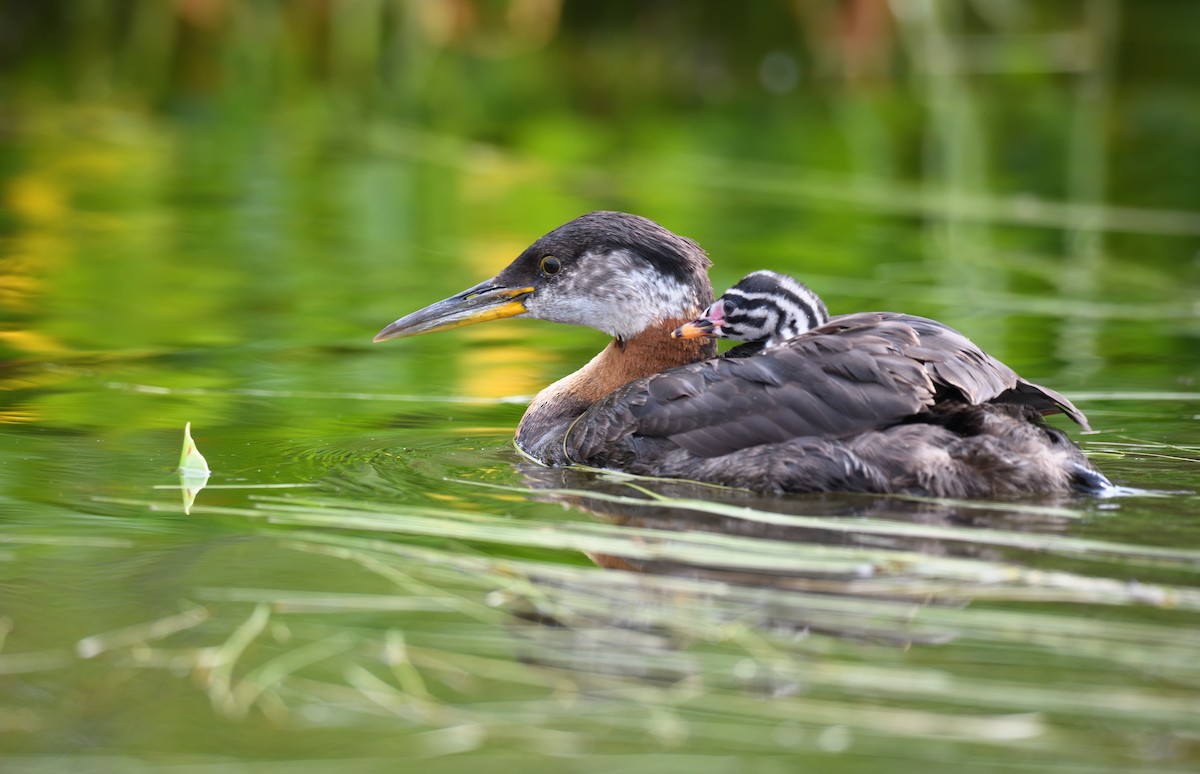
left=374, top=212, right=1110, bottom=498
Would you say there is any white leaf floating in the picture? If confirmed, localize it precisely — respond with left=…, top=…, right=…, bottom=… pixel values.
left=178, top=422, right=211, bottom=515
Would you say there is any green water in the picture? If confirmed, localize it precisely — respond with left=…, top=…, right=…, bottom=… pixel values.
left=2, top=2, right=1200, bottom=772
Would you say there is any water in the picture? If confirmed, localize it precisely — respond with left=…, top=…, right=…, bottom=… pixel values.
left=3, top=3, right=1200, bottom=771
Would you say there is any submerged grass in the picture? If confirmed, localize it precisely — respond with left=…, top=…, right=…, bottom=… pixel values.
left=454, top=478, right=1200, bottom=567
left=67, top=476, right=1200, bottom=766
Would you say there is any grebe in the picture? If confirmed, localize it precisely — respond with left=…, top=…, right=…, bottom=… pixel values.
left=674, top=270, right=829, bottom=350
left=374, top=212, right=1110, bottom=498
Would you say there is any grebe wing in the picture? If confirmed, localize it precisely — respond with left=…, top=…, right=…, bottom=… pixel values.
left=860, top=313, right=1091, bottom=431
left=565, top=318, right=937, bottom=460
left=565, top=314, right=1091, bottom=463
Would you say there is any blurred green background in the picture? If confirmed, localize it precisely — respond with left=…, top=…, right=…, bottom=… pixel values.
left=2, top=1, right=1200, bottom=771
left=2, top=0, right=1197, bottom=375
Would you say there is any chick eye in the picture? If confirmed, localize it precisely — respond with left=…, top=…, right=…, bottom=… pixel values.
left=539, top=255, right=561, bottom=275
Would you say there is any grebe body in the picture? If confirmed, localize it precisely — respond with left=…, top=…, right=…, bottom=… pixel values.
left=375, top=212, right=1109, bottom=498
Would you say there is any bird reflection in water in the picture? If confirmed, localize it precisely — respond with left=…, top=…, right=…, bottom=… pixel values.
left=499, top=458, right=1083, bottom=652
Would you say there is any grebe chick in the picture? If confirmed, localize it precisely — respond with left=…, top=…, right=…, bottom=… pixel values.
left=673, top=270, right=828, bottom=348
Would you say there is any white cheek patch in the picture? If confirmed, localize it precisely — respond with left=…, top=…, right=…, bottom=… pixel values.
left=525, top=250, right=703, bottom=338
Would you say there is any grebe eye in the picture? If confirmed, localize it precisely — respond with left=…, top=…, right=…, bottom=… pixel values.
left=539, top=256, right=561, bottom=275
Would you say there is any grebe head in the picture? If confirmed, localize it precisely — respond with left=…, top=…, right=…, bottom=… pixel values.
left=672, top=270, right=829, bottom=347
left=374, top=211, right=714, bottom=343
